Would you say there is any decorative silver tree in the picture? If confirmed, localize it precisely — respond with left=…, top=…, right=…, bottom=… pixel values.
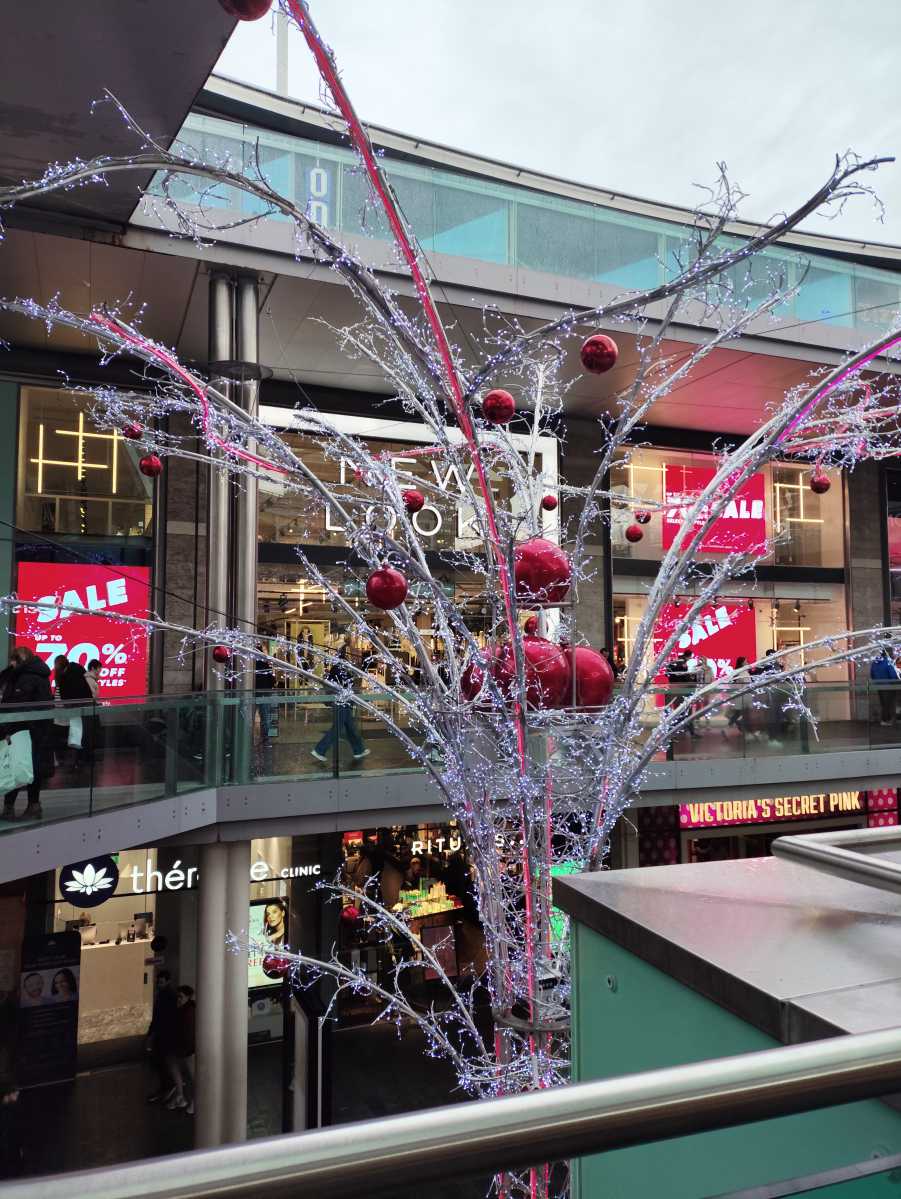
left=2, top=2, right=901, bottom=1194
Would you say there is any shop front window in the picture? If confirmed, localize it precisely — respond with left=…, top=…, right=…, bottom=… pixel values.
left=610, top=449, right=844, bottom=569
left=887, top=469, right=901, bottom=627
left=18, top=388, right=154, bottom=538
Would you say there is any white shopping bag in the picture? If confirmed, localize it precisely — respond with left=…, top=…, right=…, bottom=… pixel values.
left=67, top=716, right=83, bottom=749
left=0, top=731, right=34, bottom=793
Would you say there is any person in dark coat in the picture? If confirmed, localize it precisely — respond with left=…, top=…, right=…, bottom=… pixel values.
left=0, top=647, right=53, bottom=821
left=166, top=985, right=196, bottom=1113
left=54, top=655, right=94, bottom=769
left=0, top=1089, right=24, bottom=1178
left=254, top=657, right=277, bottom=742
left=146, top=969, right=179, bottom=1103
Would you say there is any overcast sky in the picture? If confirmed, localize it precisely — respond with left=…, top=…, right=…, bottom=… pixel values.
left=216, top=1, right=901, bottom=246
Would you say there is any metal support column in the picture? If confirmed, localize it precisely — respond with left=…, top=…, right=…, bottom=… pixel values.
left=194, top=842, right=228, bottom=1149
left=223, top=839, right=250, bottom=1143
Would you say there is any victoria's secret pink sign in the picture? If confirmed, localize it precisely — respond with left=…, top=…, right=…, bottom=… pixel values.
left=680, top=790, right=872, bottom=829
left=661, top=465, right=767, bottom=555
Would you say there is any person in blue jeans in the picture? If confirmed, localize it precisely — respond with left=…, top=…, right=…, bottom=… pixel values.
left=870, top=648, right=900, bottom=725
left=311, top=645, right=369, bottom=763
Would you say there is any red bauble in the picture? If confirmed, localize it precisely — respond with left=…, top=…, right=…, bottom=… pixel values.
left=514, top=538, right=572, bottom=606
left=341, top=905, right=361, bottom=923
left=462, top=637, right=571, bottom=709
left=523, top=615, right=539, bottom=635
left=212, top=645, right=230, bottom=664
left=139, top=453, right=162, bottom=478
left=366, top=566, right=408, bottom=610
left=625, top=524, right=644, bottom=543
left=568, top=645, right=614, bottom=708
left=810, top=470, right=831, bottom=495
left=262, top=954, right=291, bottom=979
left=402, top=489, right=425, bottom=514
left=580, top=333, right=619, bottom=374
left=540, top=495, right=558, bottom=512
left=635, top=510, right=652, bottom=525
left=482, top=389, right=516, bottom=424
left=121, top=422, right=142, bottom=441
left=218, top=0, right=271, bottom=20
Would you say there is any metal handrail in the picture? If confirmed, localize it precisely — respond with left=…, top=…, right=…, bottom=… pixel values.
left=6, top=1026, right=901, bottom=1199
left=772, top=824, right=901, bottom=896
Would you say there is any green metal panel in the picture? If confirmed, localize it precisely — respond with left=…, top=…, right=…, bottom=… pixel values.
left=571, top=923, right=901, bottom=1199
left=0, top=382, right=18, bottom=650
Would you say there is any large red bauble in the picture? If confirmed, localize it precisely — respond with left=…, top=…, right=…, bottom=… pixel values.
left=523, top=615, right=539, bottom=635
left=212, top=645, right=230, bottom=664
left=139, top=453, right=163, bottom=478
left=402, top=489, right=425, bottom=514
left=635, top=510, right=652, bottom=525
left=218, top=0, right=271, bottom=20
left=122, top=422, right=143, bottom=441
left=810, top=470, right=831, bottom=495
left=514, top=538, right=571, bottom=606
left=625, top=524, right=644, bottom=543
left=262, top=954, right=291, bottom=979
left=366, top=566, right=408, bottom=610
left=482, top=389, right=516, bottom=424
left=462, top=637, right=571, bottom=709
left=568, top=645, right=614, bottom=708
left=580, top=333, right=619, bottom=374
left=540, top=494, right=558, bottom=512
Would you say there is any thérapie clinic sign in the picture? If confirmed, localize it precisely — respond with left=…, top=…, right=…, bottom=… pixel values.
left=58, top=856, right=321, bottom=904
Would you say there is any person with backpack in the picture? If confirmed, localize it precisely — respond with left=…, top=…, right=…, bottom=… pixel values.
left=0, top=647, right=53, bottom=821
left=311, top=644, right=369, bottom=764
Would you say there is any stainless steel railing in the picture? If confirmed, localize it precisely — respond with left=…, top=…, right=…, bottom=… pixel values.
left=772, top=824, right=901, bottom=895
left=5, top=1025, right=901, bottom=1199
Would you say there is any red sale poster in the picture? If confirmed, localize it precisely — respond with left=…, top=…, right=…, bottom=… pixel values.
left=15, top=563, right=151, bottom=697
left=661, top=464, right=767, bottom=555
left=653, top=600, right=758, bottom=684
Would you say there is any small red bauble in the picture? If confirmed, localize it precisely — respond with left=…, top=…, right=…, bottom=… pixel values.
left=218, top=0, right=271, bottom=20
left=402, top=489, right=425, bottom=514
left=523, top=615, right=539, bottom=635
left=482, top=389, right=516, bottom=424
left=625, top=524, right=644, bottom=543
left=139, top=453, right=162, bottom=478
left=121, top=422, right=142, bottom=440
left=212, top=645, right=230, bottom=664
left=569, top=645, right=614, bottom=708
left=580, top=333, right=619, bottom=374
left=514, top=537, right=572, bottom=606
left=262, top=954, right=291, bottom=979
left=366, top=566, right=408, bottom=610
left=810, top=470, right=831, bottom=494
left=540, top=495, right=558, bottom=512
left=635, top=510, right=652, bottom=525
left=341, top=905, right=361, bottom=923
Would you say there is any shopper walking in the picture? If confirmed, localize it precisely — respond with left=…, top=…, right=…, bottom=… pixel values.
left=166, top=985, right=196, bottom=1113
left=54, top=655, right=94, bottom=769
left=870, top=648, right=900, bottom=726
left=0, top=647, right=53, bottom=821
left=146, top=969, right=179, bottom=1103
left=311, top=645, right=369, bottom=763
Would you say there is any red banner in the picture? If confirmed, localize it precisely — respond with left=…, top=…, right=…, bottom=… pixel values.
left=654, top=600, right=758, bottom=683
left=15, top=563, right=151, bottom=697
left=661, top=464, right=767, bottom=555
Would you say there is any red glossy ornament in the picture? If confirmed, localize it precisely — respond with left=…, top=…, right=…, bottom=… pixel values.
left=580, top=333, right=619, bottom=374
left=482, top=389, right=516, bottom=424
left=402, top=489, right=425, bottom=514
left=139, top=453, right=162, bottom=478
left=635, top=510, right=652, bottom=525
left=462, top=637, right=571, bottom=709
left=121, top=422, right=142, bottom=441
left=514, top=537, right=572, bottom=606
left=218, top=0, right=271, bottom=20
left=540, top=494, right=558, bottom=512
left=366, top=566, right=408, bottom=610
left=625, top=524, right=644, bottom=543
left=523, top=615, right=539, bottom=635
left=212, top=645, right=230, bottom=664
left=810, top=470, right=831, bottom=494
left=568, top=645, right=614, bottom=708
left=262, top=954, right=291, bottom=979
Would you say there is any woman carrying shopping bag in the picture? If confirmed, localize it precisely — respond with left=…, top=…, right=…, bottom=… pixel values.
left=0, top=647, right=53, bottom=821
left=53, top=655, right=94, bottom=771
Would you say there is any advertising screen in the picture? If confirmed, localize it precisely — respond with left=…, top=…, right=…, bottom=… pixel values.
left=653, top=600, right=758, bottom=683
left=248, top=896, right=289, bottom=990
left=661, top=464, right=767, bottom=555
left=15, top=562, right=151, bottom=697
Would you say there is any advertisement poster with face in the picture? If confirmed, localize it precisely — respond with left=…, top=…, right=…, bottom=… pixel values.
left=14, top=563, right=151, bottom=697
left=16, top=932, right=81, bottom=1086
left=661, top=465, right=767, bottom=556
left=248, top=896, right=289, bottom=989
left=653, top=600, right=758, bottom=697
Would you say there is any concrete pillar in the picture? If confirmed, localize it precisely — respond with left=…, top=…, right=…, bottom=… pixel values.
left=207, top=272, right=234, bottom=690
left=846, top=462, right=888, bottom=635
left=194, top=842, right=227, bottom=1148
left=223, top=839, right=250, bottom=1143
left=233, top=274, right=260, bottom=677
left=560, top=417, right=610, bottom=649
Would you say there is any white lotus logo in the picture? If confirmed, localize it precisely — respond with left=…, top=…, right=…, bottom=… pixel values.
left=64, top=863, right=115, bottom=897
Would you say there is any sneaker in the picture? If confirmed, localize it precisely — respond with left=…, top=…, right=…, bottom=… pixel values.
left=166, top=1094, right=187, bottom=1110
left=186, top=1100, right=194, bottom=1115
left=1, top=806, right=15, bottom=822
left=147, top=1088, right=174, bottom=1104
left=17, top=805, right=42, bottom=821
left=310, top=748, right=327, bottom=763
left=353, top=748, right=371, bottom=760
